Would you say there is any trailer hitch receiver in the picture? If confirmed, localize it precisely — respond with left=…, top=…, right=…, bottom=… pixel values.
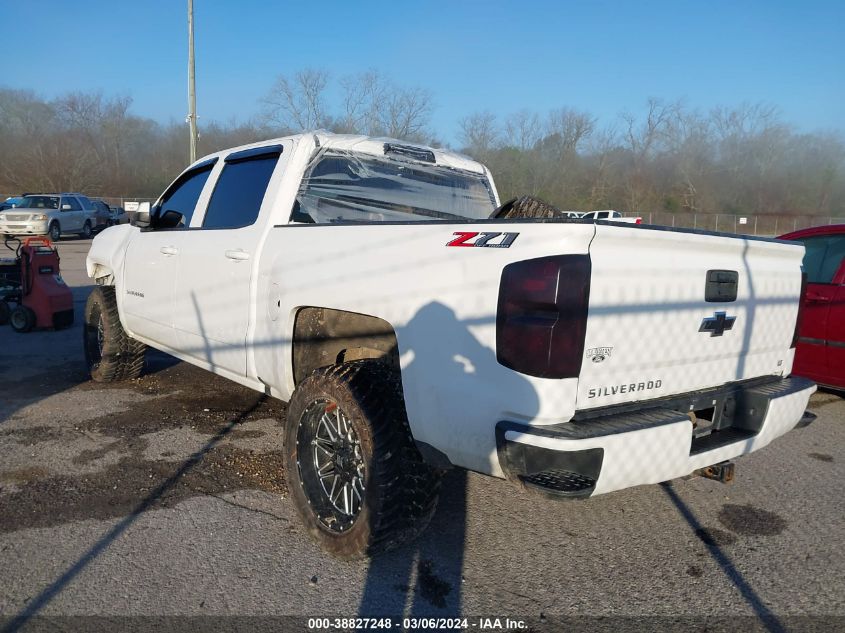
left=697, top=460, right=735, bottom=484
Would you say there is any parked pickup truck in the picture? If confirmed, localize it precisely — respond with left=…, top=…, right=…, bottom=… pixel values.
left=85, top=132, right=815, bottom=557
left=579, top=209, right=642, bottom=223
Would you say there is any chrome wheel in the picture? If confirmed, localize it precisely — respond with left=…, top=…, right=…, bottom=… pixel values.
left=296, top=399, right=366, bottom=532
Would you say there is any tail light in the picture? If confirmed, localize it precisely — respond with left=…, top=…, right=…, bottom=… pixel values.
left=496, top=255, right=591, bottom=378
left=790, top=271, right=807, bottom=349
left=635, top=217, right=642, bottom=224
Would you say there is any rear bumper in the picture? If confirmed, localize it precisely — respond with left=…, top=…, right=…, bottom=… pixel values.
left=496, top=376, right=816, bottom=498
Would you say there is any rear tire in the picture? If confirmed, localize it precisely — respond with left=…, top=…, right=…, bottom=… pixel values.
left=10, top=305, right=36, bottom=333
left=84, top=286, right=146, bottom=382
left=49, top=222, right=61, bottom=242
left=80, top=221, right=92, bottom=239
left=285, top=360, right=440, bottom=559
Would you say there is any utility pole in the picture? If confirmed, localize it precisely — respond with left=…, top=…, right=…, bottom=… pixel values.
left=187, top=0, right=198, bottom=163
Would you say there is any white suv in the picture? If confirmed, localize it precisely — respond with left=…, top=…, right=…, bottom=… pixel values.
left=0, top=193, right=97, bottom=240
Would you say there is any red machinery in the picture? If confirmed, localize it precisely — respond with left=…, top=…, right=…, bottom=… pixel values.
left=0, top=236, right=74, bottom=333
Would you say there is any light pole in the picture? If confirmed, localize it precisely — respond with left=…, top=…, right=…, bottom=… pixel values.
left=187, top=0, right=198, bottom=163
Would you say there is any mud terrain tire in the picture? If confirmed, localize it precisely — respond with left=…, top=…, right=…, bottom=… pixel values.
left=285, top=360, right=440, bottom=558
left=84, top=286, right=146, bottom=382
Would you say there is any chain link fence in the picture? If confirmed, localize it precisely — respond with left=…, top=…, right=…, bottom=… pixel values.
left=630, top=211, right=845, bottom=236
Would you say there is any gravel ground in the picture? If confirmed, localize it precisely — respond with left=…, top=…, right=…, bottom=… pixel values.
left=0, top=238, right=843, bottom=631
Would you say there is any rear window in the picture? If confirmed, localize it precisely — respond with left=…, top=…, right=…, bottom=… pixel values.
left=61, top=196, right=81, bottom=211
left=798, top=235, right=845, bottom=284
left=293, top=150, right=496, bottom=223
left=203, top=150, right=280, bottom=229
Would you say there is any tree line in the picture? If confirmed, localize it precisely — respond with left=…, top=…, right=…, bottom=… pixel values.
left=0, top=70, right=843, bottom=217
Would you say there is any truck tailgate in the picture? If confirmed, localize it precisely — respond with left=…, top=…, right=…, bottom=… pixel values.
left=577, top=225, right=804, bottom=409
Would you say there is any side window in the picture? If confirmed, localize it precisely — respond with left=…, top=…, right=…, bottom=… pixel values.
left=158, top=163, right=215, bottom=226
left=800, top=236, right=845, bottom=284
left=62, top=196, right=81, bottom=211
left=78, top=196, right=94, bottom=210
left=202, top=147, right=281, bottom=229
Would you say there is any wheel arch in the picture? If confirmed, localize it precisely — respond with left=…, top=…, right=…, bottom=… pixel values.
left=85, top=224, right=136, bottom=287
left=291, top=306, right=400, bottom=387
left=87, top=261, right=115, bottom=286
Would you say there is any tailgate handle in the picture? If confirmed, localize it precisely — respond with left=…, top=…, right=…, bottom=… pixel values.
left=705, top=270, right=738, bottom=302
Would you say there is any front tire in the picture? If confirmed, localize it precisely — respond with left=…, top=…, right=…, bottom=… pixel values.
left=84, top=286, right=146, bottom=382
left=49, top=222, right=61, bottom=241
left=285, top=360, right=440, bottom=558
left=10, top=305, right=36, bottom=333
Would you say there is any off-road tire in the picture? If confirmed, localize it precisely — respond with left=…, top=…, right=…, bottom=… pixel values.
left=9, top=305, right=36, bottom=333
left=490, top=195, right=566, bottom=219
left=80, top=221, right=93, bottom=239
left=49, top=222, right=61, bottom=242
left=84, top=286, right=146, bottom=382
left=0, top=301, right=9, bottom=325
left=285, top=360, right=441, bottom=559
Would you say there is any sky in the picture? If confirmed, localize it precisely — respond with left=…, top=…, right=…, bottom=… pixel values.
left=1, top=0, right=843, bottom=145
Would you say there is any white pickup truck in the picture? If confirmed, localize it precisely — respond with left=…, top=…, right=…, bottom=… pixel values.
left=578, top=209, right=642, bottom=223
left=85, top=132, right=815, bottom=557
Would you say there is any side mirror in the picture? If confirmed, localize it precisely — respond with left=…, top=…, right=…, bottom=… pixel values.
left=131, top=201, right=152, bottom=227
left=154, top=209, right=184, bottom=230
left=61, top=204, right=72, bottom=211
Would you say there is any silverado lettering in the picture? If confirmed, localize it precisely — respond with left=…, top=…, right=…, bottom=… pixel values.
left=588, top=380, right=663, bottom=398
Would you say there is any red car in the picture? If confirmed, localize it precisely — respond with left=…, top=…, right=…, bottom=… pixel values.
left=780, top=224, right=845, bottom=390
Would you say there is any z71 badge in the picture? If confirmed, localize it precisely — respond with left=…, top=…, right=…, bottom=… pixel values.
left=446, top=232, right=519, bottom=248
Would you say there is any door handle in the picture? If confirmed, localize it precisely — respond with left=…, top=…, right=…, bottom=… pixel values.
left=225, top=249, right=250, bottom=261
left=160, top=246, right=179, bottom=256
left=806, top=292, right=831, bottom=304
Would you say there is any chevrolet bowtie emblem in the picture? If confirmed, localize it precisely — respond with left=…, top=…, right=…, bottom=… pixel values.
left=699, top=311, right=737, bottom=337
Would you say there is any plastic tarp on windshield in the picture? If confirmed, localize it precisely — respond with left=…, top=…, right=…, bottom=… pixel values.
left=293, top=149, right=496, bottom=223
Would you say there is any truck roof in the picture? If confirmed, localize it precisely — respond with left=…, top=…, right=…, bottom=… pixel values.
left=189, top=131, right=488, bottom=175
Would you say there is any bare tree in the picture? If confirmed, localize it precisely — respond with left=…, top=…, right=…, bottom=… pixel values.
left=337, top=71, right=433, bottom=140
left=339, top=70, right=388, bottom=135
left=620, top=98, right=679, bottom=211
left=545, top=108, right=595, bottom=155
left=504, top=110, right=542, bottom=151
left=663, top=108, right=715, bottom=212
left=459, top=111, right=499, bottom=157
left=381, top=86, right=433, bottom=140
left=262, top=68, right=329, bottom=131
left=584, top=125, right=619, bottom=208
